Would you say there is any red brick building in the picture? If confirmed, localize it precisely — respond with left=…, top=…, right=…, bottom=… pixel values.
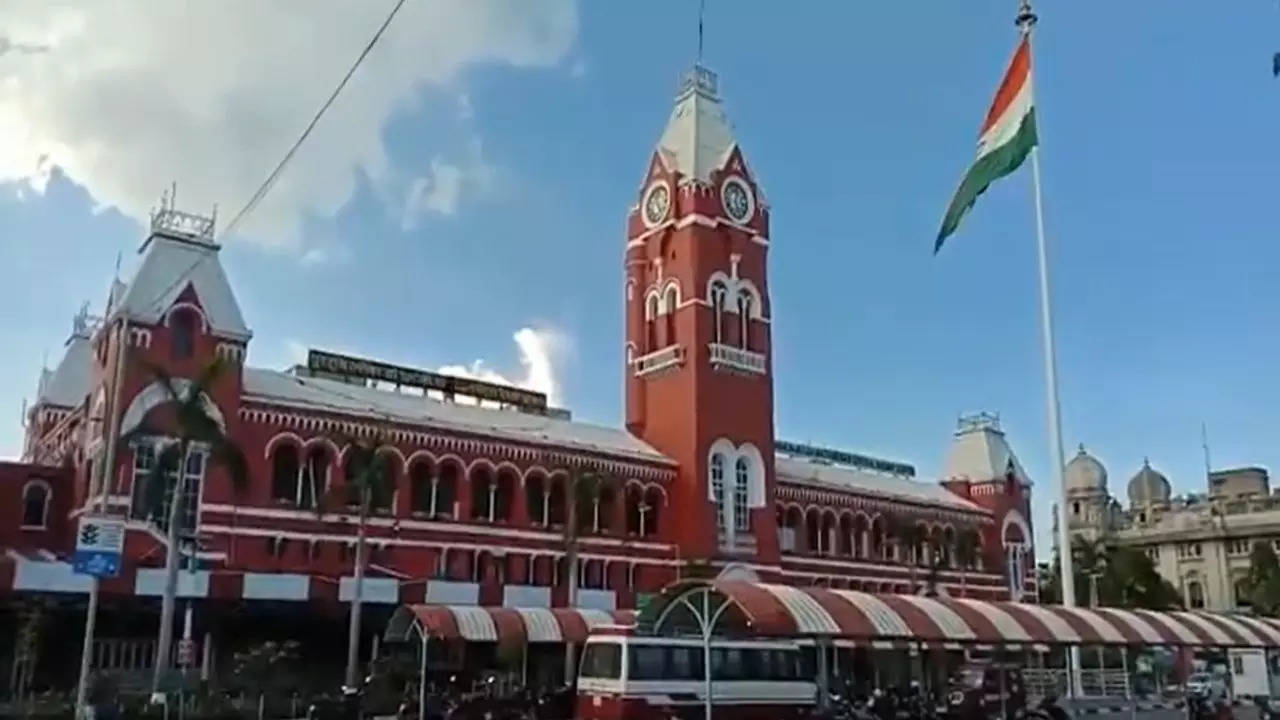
left=4, top=65, right=1034, bottom=687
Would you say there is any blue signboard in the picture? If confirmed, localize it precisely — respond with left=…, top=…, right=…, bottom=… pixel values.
left=73, top=517, right=125, bottom=579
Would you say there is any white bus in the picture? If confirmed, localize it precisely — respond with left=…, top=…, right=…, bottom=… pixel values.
left=575, top=627, right=816, bottom=719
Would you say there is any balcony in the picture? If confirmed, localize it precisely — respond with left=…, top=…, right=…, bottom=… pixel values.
left=708, top=343, right=766, bottom=375
left=633, top=344, right=685, bottom=378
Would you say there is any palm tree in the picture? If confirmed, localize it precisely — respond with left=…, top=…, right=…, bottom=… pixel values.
left=953, top=528, right=981, bottom=599
left=323, top=434, right=397, bottom=692
left=560, top=467, right=605, bottom=681
left=122, top=359, right=248, bottom=700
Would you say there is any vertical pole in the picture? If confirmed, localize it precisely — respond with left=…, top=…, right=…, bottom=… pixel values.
left=1019, top=1, right=1080, bottom=691
left=75, top=577, right=100, bottom=718
left=419, top=633, right=428, bottom=720
left=345, top=493, right=369, bottom=691
left=817, top=638, right=831, bottom=711
left=703, top=592, right=713, bottom=720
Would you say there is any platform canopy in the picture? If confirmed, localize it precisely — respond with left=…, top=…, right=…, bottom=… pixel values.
left=385, top=605, right=636, bottom=646
left=636, top=580, right=1280, bottom=649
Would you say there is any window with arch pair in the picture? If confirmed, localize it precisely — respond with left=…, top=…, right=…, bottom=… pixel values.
left=709, top=282, right=753, bottom=351
left=709, top=454, right=751, bottom=533
left=645, top=286, right=680, bottom=352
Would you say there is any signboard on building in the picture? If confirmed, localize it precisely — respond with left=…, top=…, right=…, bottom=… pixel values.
left=73, top=516, right=125, bottom=578
left=308, top=349, right=549, bottom=412
left=775, top=440, right=916, bottom=477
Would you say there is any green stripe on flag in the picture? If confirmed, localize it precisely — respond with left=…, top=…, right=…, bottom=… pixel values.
left=935, top=109, right=1039, bottom=253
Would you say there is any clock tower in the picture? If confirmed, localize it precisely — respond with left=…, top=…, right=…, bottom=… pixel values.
left=624, top=66, right=779, bottom=568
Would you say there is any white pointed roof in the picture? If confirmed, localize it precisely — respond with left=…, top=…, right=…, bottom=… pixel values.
left=656, top=65, right=739, bottom=183
left=942, top=413, right=1030, bottom=484
left=36, top=335, right=92, bottom=409
left=116, top=231, right=251, bottom=341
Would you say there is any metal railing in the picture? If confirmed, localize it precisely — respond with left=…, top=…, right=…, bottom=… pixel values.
left=1023, top=668, right=1131, bottom=699
left=633, top=344, right=684, bottom=377
left=708, top=342, right=766, bottom=374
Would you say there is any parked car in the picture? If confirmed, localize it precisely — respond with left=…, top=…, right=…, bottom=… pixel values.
left=1186, top=673, right=1229, bottom=700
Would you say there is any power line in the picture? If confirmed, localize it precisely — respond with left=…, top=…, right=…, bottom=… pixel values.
left=130, top=0, right=409, bottom=318
left=223, top=0, right=409, bottom=237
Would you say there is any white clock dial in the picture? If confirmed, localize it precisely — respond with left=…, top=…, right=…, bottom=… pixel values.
left=721, top=178, right=753, bottom=222
left=642, top=183, right=670, bottom=227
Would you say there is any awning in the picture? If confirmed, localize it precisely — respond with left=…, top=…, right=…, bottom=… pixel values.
left=639, top=580, right=1280, bottom=649
left=385, top=605, right=636, bottom=645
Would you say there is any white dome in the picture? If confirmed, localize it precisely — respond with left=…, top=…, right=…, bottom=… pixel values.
left=1065, top=444, right=1107, bottom=493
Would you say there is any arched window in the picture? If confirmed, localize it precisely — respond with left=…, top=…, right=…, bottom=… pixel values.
left=733, top=457, right=750, bottom=532
left=737, top=292, right=752, bottom=350
left=643, top=487, right=662, bottom=537
left=21, top=482, right=50, bottom=529
left=300, top=446, right=330, bottom=509
left=710, top=454, right=726, bottom=531
left=409, top=460, right=433, bottom=515
left=526, top=473, right=547, bottom=526
left=271, top=444, right=300, bottom=504
left=664, top=286, right=678, bottom=346
left=1187, top=575, right=1205, bottom=609
left=1235, top=577, right=1252, bottom=609
left=805, top=508, right=821, bottom=554
left=598, top=483, right=617, bottom=534
left=838, top=515, right=854, bottom=557
left=471, top=466, right=495, bottom=522
left=646, top=294, right=660, bottom=351
left=626, top=486, right=643, bottom=536
left=435, top=462, right=459, bottom=519
left=711, top=282, right=728, bottom=344
left=171, top=308, right=197, bottom=360
left=493, top=469, right=516, bottom=523
left=548, top=477, right=567, bottom=527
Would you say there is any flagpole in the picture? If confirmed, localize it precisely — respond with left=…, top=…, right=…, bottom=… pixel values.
left=1018, top=0, right=1082, bottom=696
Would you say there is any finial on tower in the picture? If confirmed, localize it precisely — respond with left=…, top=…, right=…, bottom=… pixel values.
left=697, top=0, right=706, bottom=61
left=1016, top=0, right=1038, bottom=33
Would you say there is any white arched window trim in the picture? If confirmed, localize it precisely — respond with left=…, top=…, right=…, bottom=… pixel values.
left=644, top=291, right=661, bottom=321
left=709, top=453, right=726, bottom=531
left=20, top=480, right=52, bottom=529
left=163, top=302, right=210, bottom=333
left=660, top=280, right=681, bottom=313
left=737, top=292, right=752, bottom=350
left=710, top=281, right=728, bottom=344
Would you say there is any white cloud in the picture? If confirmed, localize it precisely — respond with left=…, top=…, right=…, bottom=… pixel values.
left=0, top=0, right=577, bottom=248
left=438, top=327, right=567, bottom=407
left=400, top=137, right=493, bottom=230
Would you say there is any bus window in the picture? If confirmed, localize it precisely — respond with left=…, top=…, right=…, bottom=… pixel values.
left=630, top=645, right=667, bottom=680
left=712, top=648, right=747, bottom=681
left=669, top=646, right=704, bottom=680
left=581, top=642, right=622, bottom=679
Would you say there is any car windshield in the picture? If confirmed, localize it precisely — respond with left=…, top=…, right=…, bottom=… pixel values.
left=1189, top=674, right=1211, bottom=683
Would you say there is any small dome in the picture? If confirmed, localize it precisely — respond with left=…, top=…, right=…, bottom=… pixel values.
left=1065, top=444, right=1107, bottom=493
left=1128, top=458, right=1171, bottom=507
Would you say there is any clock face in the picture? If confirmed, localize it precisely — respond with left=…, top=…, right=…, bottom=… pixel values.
left=722, top=178, right=752, bottom=222
left=643, top=183, right=670, bottom=227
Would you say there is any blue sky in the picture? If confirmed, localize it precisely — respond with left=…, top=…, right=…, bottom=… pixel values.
left=2, top=2, right=1279, bottom=557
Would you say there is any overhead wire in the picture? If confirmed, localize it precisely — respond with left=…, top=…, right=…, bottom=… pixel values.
left=133, top=0, right=409, bottom=315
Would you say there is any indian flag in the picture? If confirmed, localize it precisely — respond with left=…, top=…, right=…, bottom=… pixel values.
left=935, top=37, right=1038, bottom=253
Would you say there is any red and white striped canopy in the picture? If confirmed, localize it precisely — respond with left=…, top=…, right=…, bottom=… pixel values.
left=386, top=605, right=637, bottom=645
left=643, top=581, right=1280, bottom=649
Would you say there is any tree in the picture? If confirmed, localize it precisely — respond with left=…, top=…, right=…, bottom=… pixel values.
left=560, top=467, right=606, bottom=680
left=1243, top=541, right=1280, bottom=616
left=123, top=359, right=248, bottom=700
left=323, top=434, right=397, bottom=692
left=953, top=528, right=981, bottom=598
left=1040, top=538, right=1179, bottom=610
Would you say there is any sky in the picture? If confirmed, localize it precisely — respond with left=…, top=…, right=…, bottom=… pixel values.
left=2, top=1, right=1279, bottom=558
